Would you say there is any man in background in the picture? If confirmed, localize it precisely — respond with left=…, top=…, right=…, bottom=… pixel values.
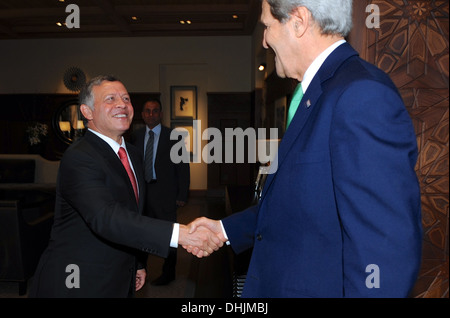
left=132, top=99, right=190, bottom=285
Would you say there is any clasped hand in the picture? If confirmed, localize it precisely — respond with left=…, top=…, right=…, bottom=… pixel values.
left=178, top=217, right=226, bottom=258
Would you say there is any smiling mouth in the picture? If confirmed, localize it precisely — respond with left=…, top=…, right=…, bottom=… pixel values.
left=113, top=114, right=128, bottom=118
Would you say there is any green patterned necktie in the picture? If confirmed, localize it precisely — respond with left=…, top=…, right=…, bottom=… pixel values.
left=286, top=83, right=303, bottom=129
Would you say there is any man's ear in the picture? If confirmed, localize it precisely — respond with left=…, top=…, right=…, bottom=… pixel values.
left=291, top=6, right=310, bottom=38
left=80, top=104, right=93, bottom=121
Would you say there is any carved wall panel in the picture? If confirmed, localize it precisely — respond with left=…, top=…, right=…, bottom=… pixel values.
left=365, top=0, right=449, bottom=298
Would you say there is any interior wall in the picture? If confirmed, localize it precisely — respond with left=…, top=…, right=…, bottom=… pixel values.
left=0, top=35, right=255, bottom=191
left=159, top=64, right=209, bottom=190
left=0, top=36, right=252, bottom=94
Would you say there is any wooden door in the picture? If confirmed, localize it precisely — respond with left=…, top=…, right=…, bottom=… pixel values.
left=207, top=92, right=256, bottom=192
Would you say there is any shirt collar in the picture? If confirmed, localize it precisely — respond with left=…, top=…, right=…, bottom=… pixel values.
left=88, top=128, right=126, bottom=156
left=146, top=123, right=161, bottom=136
left=301, top=39, right=346, bottom=94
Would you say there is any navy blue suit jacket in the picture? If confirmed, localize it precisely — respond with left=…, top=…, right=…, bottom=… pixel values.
left=223, top=43, right=422, bottom=298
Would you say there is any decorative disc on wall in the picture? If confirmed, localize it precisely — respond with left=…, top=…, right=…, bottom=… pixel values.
left=63, top=67, right=86, bottom=92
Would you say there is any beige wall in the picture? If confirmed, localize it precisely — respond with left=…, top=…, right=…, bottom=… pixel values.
left=0, top=35, right=262, bottom=190
left=159, top=64, right=209, bottom=190
left=0, top=36, right=253, bottom=94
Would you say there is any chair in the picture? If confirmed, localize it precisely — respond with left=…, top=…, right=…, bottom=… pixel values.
left=0, top=193, right=54, bottom=295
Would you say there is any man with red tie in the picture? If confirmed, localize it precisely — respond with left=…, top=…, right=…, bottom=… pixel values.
left=29, top=75, right=223, bottom=298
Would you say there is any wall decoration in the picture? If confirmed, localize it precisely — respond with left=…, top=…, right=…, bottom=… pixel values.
left=63, top=67, right=86, bottom=92
left=171, top=122, right=194, bottom=161
left=170, top=86, right=197, bottom=120
left=52, top=99, right=86, bottom=145
left=171, top=122, right=193, bottom=152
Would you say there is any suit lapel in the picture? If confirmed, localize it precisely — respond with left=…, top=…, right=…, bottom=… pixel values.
left=85, top=131, right=122, bottom=170
left=277, top=79, right=323, bottom=168
left=260, top=43, right=358, bottom=202
left=260, top=82, right=322, bottom=202
left=85, top=131, right=140, bottom=210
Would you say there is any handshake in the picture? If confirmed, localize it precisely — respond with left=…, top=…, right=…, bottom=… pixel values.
left=178, top=217, right=227, bottom=258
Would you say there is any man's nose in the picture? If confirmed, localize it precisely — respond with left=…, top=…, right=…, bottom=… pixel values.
left=115, top=100, right=126, bottom=108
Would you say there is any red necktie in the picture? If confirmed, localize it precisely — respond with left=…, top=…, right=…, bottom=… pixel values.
left=118, top=147, right=139, bottom=203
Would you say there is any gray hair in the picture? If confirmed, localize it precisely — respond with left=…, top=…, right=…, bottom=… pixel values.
left=266, top=0, right=353, bottom=37
left=79, top=75, right=121, bottom=110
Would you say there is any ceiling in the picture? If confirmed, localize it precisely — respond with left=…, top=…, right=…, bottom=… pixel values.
left=0, top=0, right=262, bottom=40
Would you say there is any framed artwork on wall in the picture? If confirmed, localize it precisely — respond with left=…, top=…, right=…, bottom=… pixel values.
left=171, top=123, right=193, bottom=152
left=170, top=86, right=197, bottom=120
left=171, top=122, right=194, bottom=161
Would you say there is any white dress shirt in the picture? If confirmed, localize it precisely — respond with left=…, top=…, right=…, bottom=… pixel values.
left=89, top=128, right=179, bottom=248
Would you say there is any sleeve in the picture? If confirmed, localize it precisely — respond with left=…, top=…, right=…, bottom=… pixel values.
left=59, top=147, right=173, bottom=258
left=330, top=79, right=422, bottom=297
left=222, top=204, right=260, bottom=254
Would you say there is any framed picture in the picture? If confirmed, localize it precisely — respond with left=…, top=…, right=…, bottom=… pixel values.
left=171, top=122, right=194, bottom=161
left=171, top=86, right=197, bottom=120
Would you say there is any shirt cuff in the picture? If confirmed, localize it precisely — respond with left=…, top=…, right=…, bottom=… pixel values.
left=220, top=220, right=230, bottom=246
left=170, top=223, right=179, bottom=248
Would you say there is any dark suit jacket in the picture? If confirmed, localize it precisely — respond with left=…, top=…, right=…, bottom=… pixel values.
left=29, top=130, right=173, bottom=298
left=131, top=125, right=190, bottom=222
left=223, top=43, right=423, bottom=298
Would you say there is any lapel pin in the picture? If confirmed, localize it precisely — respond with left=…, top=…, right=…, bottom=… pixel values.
left=306, top=100, right=311, bottom=108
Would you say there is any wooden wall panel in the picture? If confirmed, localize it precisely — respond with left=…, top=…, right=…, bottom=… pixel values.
left=350, top=0, right=449, bottom=298
left=207, top=92, right=256, bottom=190
left=0, top=93, right=159, bottom=160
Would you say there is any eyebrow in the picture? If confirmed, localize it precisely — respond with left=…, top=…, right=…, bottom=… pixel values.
left=104, top=92, right=129, bottom=97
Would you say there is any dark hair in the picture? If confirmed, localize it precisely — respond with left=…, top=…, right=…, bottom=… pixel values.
left=143, top=98, right=163, bottom=112
left=79, top=75, right=121, bottom=109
